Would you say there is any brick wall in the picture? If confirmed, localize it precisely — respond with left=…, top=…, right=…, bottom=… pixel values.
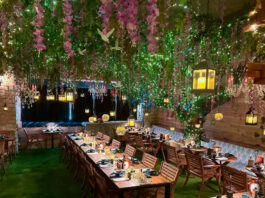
left=0, top=74, right=16, bottom=131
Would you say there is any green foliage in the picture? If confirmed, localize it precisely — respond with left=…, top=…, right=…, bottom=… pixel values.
left=254, top=132, right=260, bottom=138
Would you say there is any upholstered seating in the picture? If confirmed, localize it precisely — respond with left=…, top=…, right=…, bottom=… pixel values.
left=150, top=125, right=184, bottom=141
left=201, top=139, right=265, bottom=177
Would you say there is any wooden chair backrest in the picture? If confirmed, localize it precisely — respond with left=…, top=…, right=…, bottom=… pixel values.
left=23, top=128, right=30, bottom=140
left=185, top=151, right=204, bottom=176
left=0, top=130, right=14, bottom=138
left=160, top=161, right=180, bottom=198
left=142, top=152, right=158, bottom=169
left=103, top=134, right=111, bottom=143
left=97, top=132, right=103, bottom=138
left=221, top=165, right=248, bottom=192
left=124, top=144, right=136, bottom=157
left=111, top=139, right=121, bottom=148
left=0, top=139, right=5, bottom=154
left=165, top=144, right=178, bottom=163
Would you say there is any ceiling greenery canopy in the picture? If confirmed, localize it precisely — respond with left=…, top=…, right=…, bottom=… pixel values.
left=1, top=0, right=265, bottom=140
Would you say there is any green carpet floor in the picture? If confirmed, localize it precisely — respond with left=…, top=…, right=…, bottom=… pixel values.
left=0, top=149, right=221, bottom=198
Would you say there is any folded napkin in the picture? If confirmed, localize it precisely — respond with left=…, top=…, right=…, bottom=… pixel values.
left=105, top=142, right=111, bottom=146
left=69, top=133, right=78, bottom=137
left=74, top=138, right=83, bottom=141
left=95, top=137, right=102, bottom=140
left=112, top=148, right=122, bottom=154
left=145, top=170, right=159, bottom=176
left=129, top=157, right=140, bottom=164
left=90, top=133, right=96, bottom=136
left=141, top=168, right=152, bottom=173
left=0, top=135, right=6, bottom=139
left=80, top=143, right=91, bottom=147
left=97, top=159, right=111, bottom=165
left=112, top=177, right=129, bottom=182
left=109, top=171, right=125, bottom=178
left=86, top=149, right=96, bottom=153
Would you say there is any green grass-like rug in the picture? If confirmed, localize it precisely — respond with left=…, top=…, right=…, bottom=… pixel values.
left=0, top=149, right=221, bottom=198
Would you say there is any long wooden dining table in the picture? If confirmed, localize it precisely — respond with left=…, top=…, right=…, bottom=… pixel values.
left=67, top=134, right=174, bottom=198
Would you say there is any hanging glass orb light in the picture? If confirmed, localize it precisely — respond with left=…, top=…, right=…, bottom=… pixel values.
left=192, top=60, right=216, bottom=92
left=80, top=93, right=85, bottom=98
left=85, top=109, right=90, bottom=114
left=122, top=95, right=127, bottom=101
left=66, top=90, right=74, bottom=102
left=214, top=112, right=223, bottom=121
left=144, top=112, right=149, bottom=117
left=3, top=103, right=8, bottom=111
left=110, top=110, right=115, bottom=117
left=128, top=115, right=135, bottom=127
left=163, top=97, right=169, bottom=104
left=46, top=94, right=55, bottom=101
left=194, top=117, right=203, bottom=128
left=58, top=94, right=66, bottom=102
left=102, top=114, right=110, bottom=122
left=89, top=114, right=97, bottom=123
left=245, top=107, right=258, bottom=125
left=133, top=108, right=137, bottom=113
left=169, top=126, right=175, bottom=131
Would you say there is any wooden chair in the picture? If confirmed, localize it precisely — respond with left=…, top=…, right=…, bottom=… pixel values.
left=151, top=141, right=161, bottom=156
left=221, top=165, right=248, bottom=194
left=138, top=161, right=180, bottom=198
left=183, top=151, right=221, bottom=198
left=111, top=139, right=121, bottom=148
left=141, top=152, right=158, bottom=169
left=97, top=132, right=103, bottom=138
left=0, top=139, right=8, bottom=175
left=135, top=135, right=153, bottom=153
left=23, top=128, right=46, bottom=150
left=164, top=144, right=187, bottom=169
left=124, top=133, right=137, bottom=147
left=0, top=130, right=16, bottom=159
left=103, top=134, right=111, bottom=144
left=124, top=144, right=136, bottom=157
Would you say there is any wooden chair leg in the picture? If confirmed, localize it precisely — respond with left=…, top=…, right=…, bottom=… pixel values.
left=25, top=142, right=29, bottom=151
left=0, top=157, right=5, bottom=174
left=215, top=176, right=221, bottom=193
left=182, top=172, right=190, bottom=187
left=198, top=178, right=205, bottom=198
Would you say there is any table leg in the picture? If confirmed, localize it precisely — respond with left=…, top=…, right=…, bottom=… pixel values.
left=165, top=183, right=171, bottom=198
left=51, top=133, right=54, bottom=149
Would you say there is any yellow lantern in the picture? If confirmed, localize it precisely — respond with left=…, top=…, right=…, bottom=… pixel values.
left=195, top=117, right=203, bottom=128
left=116, top=126, right=126, bottom=136
left=46, top=94, right=55, bottom=101
left=66, top=91, right=74, bottom=102
left=89, top=114, right=97, bottom=123
left=133, top=108, right=137, bottom=113
left=192, top=60, right=216, bottom=92
left=122, top=95, right=127, bottom=101
left=34, top=93, right=40, bottom=100
left=85, top=109, right=90, bottom=114
left=58, top=94, right=66, bottom=102
left=128, top=115, right=135, bottom=127
left=93, top=115, right=97, bottom=122
left=170, top=126, right=175, bottom=131
left=110, top=111, right=115, bottom=117
left=245, top=107, right=258, bottom=125
left=163, top=97, right=169, bottom=104
left=214, top=112, right=223, bottom=121
left=102, top=114, right=110, bottom=122
left=145, top=112, right=149, bottom=117
left=3, top=103, right=8, bottom=111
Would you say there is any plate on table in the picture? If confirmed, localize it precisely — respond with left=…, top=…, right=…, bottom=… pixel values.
left=96, top=159, right=111, bottom=165
left=80, top=143, right=91, bottom=147
left=0, top=135, right=6, bottom=139
left=112, top=177, right=129, bottom=182
left=74, top=138, right=83, bottom=141
left=86, top=149, right=96, bottom=153
left=109, top=171, right=125, bottom=178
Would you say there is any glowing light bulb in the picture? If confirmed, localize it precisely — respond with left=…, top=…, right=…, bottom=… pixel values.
left=251, top=24, right=257, bottom=32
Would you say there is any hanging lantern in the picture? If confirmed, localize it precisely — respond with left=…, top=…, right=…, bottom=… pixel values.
left=102, top=114, right=110, bottom=122
left=89, top=114, right=97, bottom=123
left=46, top=94, right=55, bottom=101
left=58, top=94, right=67, bottom=102
left=169, top=126, right=175, bottom=131
left=214, top=112, right=223, bottom=121
left=194, top=117, right=203, bottom=128
left=163, top=97, right=169, bottom=104
left=66, top=90, right=74, bottom=102
left=122, top=95, right=127, bottom=101
left=128, top=115, right=135, bottom=127
left=192, top=60, right=216, bottom=92
left=110, top=110, right=115, bottom=117
left=245, top=107, right=258, bottom=125
left=133, top=108, right=137, bottom=113
left=85, top=109, right=90, bottom=114
left=80, top=93, right=85, bottom=98
left=3, top=103, right=8, bottom=111
left=144, top=112, right=149, bottom=117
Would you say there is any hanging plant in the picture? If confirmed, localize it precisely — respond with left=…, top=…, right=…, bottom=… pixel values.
left=63, top=0, right=74, bottom=57
left=33, top=0, right=46, bottom=52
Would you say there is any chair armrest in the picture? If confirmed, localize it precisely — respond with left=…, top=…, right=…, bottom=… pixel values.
left=203, top=164, right=220, bottom=169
